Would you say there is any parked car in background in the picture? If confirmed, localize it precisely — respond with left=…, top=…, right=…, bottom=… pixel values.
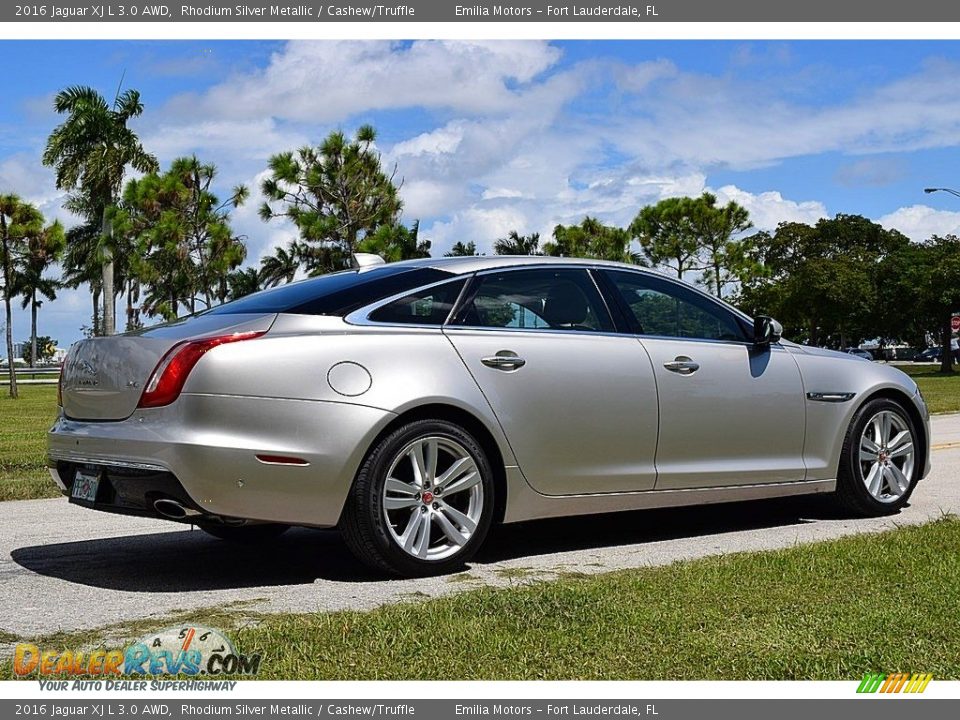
left=49, top=256, right=931, bottom=576
left=843, top=348, right=874, bottom=361
left=915, top=348, right=942, bottom=362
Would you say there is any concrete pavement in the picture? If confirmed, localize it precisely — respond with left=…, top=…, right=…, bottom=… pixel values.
left=2, top=414, right=959, bottom=640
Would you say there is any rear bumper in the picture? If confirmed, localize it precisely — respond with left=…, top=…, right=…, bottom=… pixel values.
left=48, top=393, right=396, bottom=527
left=50, top=460, right=205, bottom=520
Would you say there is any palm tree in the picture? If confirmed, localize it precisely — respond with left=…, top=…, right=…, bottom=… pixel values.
left=43, top=85, right=158, bottom=335
left=226, top=267, right=262, bottom=300
left=13, top=221, right=65, bottom=368
left=0, top=195, right=44, bottom=398
left=493, top=230, right=542, bottom=256
left=260, top=242, right=302, bottom=288
left=61, top=219, right=105, bottom=337
left=444, top=241, right=479, bottom=257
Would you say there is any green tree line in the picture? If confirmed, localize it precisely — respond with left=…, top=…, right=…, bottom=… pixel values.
left=3, top=82, right=960, bottom=399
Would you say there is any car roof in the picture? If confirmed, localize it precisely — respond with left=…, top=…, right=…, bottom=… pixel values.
left=386, top=255, right=660, bottom=276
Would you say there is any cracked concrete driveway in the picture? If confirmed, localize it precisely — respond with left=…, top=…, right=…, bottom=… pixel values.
left=2, top=414, right=959, bottom=640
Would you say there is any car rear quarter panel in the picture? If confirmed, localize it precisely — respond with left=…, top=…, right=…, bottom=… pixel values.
left=184, top=314, right=517, bottom=461
left=49, top=394, right=394, bottom=526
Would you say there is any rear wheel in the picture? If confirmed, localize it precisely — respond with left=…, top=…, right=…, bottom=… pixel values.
left=835, top=398, right=919, bottom=516
left=342, top=419, right=494, bottom=577
left=199, top=523, right=290, bottom=544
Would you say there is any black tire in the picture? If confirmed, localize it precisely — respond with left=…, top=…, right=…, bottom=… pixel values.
left=199, top=523, right=290, bottom=543
left=835, top=398, right=920, bottom=517
left=341, top=419, right=495, bottom=577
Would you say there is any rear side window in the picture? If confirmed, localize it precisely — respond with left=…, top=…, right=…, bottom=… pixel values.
left=206, top=266, right=453, bottom=316
left=367, top=279, right=467, bottom=325
left=454, top=268, right=614, bottom=332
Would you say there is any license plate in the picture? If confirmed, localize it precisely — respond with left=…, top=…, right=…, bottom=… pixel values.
left=71, top=469, right=100, bottom=503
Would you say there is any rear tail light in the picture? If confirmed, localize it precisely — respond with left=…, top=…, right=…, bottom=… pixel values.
left=138, top=331, right=265, bottom=409
left=57, top=361, right=64, bottom=407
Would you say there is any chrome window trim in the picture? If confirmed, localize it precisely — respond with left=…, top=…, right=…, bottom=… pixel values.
left=446, top=264, right=617, bottom=334
left=346, top=261, right=762, bottom=344
left=344, top=275, right=472, bottom=329
left=457, top=261, right=758, bottom=333
left=441, top=325, right=631, bottom=340
left=633, top=333, right=781, bottom=350
left=600, top=266, right=755, bottom=343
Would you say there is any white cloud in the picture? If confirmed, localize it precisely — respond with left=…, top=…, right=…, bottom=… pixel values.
left=401, top=180, right=462, bottom=218
left=612, top=58, right=679, bottom=93
left=713, top=186, right=828, bottom=230
left=482, top=188, right=527, bottom=200
left=424, top=206, right=536, bottom=257
left=392, top=124, right=466, bottom=158
left=878, top=205, right=960, bottom=241
left=605, top=58, right=960, bottom=171
left=168, top=41, right=564, bottom=124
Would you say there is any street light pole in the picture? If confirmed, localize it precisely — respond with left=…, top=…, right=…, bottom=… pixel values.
left=924, top=187, right=960, bottom=198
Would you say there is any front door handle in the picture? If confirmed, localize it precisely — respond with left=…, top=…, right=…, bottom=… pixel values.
left=663, top=356, right=699, bottom=375
left=481, top=352, right=526, bottom=371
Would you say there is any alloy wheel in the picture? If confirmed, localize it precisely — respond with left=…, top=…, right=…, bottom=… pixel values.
left=381, top=435, right=485, bottom=560
left=859, top=410, right=915, bottom=503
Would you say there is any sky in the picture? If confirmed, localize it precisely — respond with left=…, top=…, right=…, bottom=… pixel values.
left=5, top=39, right=960, bottom=347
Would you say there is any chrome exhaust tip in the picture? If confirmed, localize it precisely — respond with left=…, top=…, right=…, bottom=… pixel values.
left=153, top=498, right=202, bottom=520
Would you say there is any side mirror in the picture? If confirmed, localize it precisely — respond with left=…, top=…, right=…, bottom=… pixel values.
left=753, top=315, right=783, bottom=346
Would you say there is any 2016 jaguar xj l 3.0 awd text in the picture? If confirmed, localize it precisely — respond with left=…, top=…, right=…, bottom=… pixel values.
left=49, top=256, right=930, bottom=576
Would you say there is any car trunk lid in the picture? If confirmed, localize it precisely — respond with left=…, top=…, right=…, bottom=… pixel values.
left=61, top=313, right=276, bottom=421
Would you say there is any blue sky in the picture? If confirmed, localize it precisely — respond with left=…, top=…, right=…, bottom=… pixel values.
left=4, top=39, right=960, bottom=347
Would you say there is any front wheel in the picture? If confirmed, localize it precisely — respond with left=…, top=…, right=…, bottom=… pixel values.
left=835, top=398, right=919, bottom=516
left=341, top=419, right=495, bottom=577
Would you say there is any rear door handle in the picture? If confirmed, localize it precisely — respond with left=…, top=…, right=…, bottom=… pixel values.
left=481, top=352, right=526, bottom=371
left=663, top=356, right=699, bottom=375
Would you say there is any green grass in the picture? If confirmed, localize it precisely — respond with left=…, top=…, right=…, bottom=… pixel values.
left=897, top=364, right=960, bottom=414
left=0, top=385, right=60, bottom=501
left=8, top=518, right=960, bottom=680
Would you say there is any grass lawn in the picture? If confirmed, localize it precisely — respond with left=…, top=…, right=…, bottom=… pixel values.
left=8, top=517, right=960, bottom=680
left=0, top=385, right=60, bottom=501
left=897, top=364, right=960, bottom=415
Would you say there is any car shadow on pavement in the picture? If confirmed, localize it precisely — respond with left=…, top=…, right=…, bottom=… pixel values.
left=475, top=494, right=842, bottom=563
left=10, top=494, right=855, bottom=591
left=10, top=527, right=384, bottom=590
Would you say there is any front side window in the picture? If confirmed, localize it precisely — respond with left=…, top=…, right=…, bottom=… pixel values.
left=604, top=270, right=748, bottom=342
left=367, top=279, right=466, bottom=325
left=455, top=269, right=613, bottom=332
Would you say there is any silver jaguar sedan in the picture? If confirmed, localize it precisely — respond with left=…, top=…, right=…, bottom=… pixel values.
left=49, top=256, right=930, bottom=576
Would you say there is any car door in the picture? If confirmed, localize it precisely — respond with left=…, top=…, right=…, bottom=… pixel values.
left=601, top=269, right=807, bottom=490
left=443, top=266, right=659, bottom=496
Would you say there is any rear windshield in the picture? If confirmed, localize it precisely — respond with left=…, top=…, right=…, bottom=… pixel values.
left=206, top=266, right=453, bottom=316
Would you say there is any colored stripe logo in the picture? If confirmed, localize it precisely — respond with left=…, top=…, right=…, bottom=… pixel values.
left=857, top=673, right=933, bottom=693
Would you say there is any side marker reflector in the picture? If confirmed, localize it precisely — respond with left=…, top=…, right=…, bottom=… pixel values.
left=255, top=454, right=310, bottom=466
